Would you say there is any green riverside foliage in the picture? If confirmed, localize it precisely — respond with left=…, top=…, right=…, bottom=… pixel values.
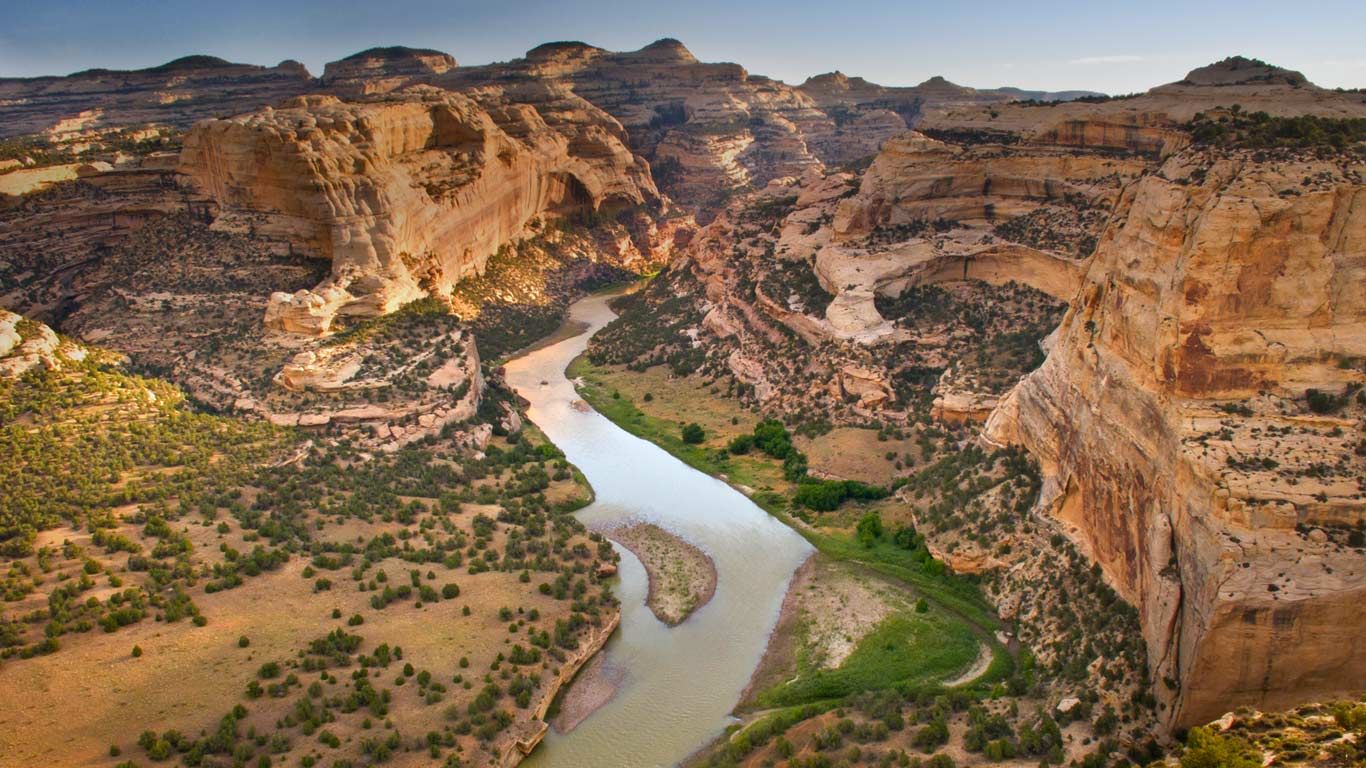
left=570, top=358, right=1002, bottom=629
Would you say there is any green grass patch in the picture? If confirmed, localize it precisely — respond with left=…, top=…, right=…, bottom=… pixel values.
left=568, top=355, right=730, bottom=477
left=757, top=612, right=978, bottom=707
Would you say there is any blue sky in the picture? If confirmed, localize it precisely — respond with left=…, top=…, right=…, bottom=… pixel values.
left=2, top=0, right=1364, bottom=93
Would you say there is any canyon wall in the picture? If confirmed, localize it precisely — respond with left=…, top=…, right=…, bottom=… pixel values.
left=985, top=148, right=1366, bottom=728
left=179, top=88, right=657, bottom=333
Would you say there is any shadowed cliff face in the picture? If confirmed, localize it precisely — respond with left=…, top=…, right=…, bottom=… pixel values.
left=178, top=89, right=658, bottom=334
left=986, top=147, right=1366, bottom=729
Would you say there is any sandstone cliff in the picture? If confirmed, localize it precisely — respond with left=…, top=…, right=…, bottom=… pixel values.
left=179, top=87, right=658, bottom=333
left=985, top=146, right=1366, bottom=729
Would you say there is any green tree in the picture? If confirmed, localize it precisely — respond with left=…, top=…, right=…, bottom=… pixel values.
left=681, top=423, right=705, bottom=444
left=856, top=512, right=884, bottom=547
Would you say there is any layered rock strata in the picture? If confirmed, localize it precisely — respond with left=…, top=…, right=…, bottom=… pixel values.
left=0, top=55, right=314, bottom=138
left=984, top=147, right=1366, bottom=728
left=179, top=89, right=657, bottom=333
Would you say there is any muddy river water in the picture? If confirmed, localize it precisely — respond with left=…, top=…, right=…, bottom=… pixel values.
left=505, top=292, right=813, bottom=767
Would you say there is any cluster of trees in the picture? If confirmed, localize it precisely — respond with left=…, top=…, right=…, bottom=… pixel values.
left=1305, top=384, right=1362, bottom=414
left=1189, top=110, right=1366, bottom=152
left=729, top=419, right=889, bottom=511
left=1, top=358, right=286, bottom=558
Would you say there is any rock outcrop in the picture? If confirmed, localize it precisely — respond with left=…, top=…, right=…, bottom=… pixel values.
left=179, top=88, right=658, bottom=333
left=1178, top=56, right=1309, bottom=87
left=984, top=146, right=1366, bottom=729
left=0, top=311, right=86, bottom=377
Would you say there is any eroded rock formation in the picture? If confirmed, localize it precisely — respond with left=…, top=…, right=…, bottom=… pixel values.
left=0, top=311, right=86, bottom=377
left=179, top=88, right=658, bottom=333
left=985, top=146, right=1366, bottom=728
left=321, top=46, right=458, bottom=97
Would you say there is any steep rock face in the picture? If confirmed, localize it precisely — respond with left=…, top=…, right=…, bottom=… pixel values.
left=398, top=40, right=1094, bottom=213
left=1033, top=116, right=1189, bottom=157
left=0, top=56, right=315, bottom=138
left=440, top=40, right=832, bottom=210
left=985, top=148, right=1366, bottom=729
left=179, top=88, right=657, bottom=333
left=804, top=131, right=1143, bottom=342
left=834, top=132, right=1146, bottom=236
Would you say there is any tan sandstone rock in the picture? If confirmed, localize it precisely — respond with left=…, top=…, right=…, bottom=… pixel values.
left=984, top=147, right=1366, bottom=729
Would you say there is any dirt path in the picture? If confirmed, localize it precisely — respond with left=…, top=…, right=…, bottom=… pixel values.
left=606, top=522, right=717, bottom=626
left=943, top=638, right=994, bottom=687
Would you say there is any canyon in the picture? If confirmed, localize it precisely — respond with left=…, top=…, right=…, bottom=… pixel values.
left=1, top=33, right=1364, bottom=768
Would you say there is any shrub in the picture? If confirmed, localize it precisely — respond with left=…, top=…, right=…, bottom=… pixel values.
left=727, top=434, right=755, bottom=454
left=1180, top=726, right=1259, bottom=768
left=1306, top=387, right=1348, bottom=414
left=795, top=480, right=889, bottom=512
left=681, top=423, right=705, bottom=444
left=913, top=720, right=949, bottom=751
left=857, top=512, right=884, bottom=542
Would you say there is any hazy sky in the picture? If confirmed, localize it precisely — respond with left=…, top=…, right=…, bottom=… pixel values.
left=3, top=0, right=1364, bottom=93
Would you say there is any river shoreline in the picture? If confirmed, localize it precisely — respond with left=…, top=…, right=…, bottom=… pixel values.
left=501, top=611, right=622, bottom=767
left=503, top=291, right=812, bottom=768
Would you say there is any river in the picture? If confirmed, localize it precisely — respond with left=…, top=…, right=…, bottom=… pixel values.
left=504, top=292, right=813, bottom=768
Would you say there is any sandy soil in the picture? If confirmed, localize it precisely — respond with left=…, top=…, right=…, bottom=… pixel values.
left=0, top=552, right=598, bottom=767
left=796, top=426, right=918, bottom=486
left=606, top=522, right=717, bottom=627
left=0, top=462, right=616, bottom=768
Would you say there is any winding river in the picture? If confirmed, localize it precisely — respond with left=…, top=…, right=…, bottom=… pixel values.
left=505, top=292, right=813, bottom=768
